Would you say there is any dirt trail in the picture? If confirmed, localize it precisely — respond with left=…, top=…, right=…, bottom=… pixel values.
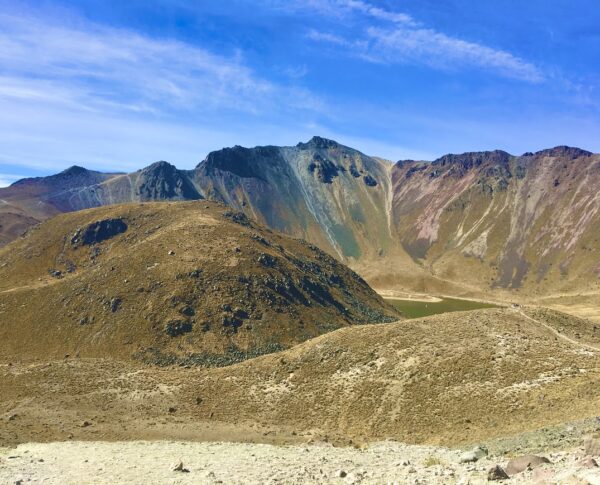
left=0, top=277, right=66, bottom=294
left=518, top=310, right=600, bottom=353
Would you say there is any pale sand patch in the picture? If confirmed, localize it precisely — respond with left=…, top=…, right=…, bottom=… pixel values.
left=1, top=440, right=598, bottom=485
left=374, top=288, right=442, bottom=302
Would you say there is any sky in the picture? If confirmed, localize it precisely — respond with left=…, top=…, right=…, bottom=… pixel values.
left=0, top=0, right=599, bottom=186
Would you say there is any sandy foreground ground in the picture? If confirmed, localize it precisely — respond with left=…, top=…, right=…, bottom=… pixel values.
left=1, top=440, right=599, bottom=485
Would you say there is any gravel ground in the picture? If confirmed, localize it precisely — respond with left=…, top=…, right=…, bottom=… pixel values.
left=1, top=440, right=599, bottom=484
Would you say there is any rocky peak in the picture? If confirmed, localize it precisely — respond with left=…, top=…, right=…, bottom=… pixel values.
left=432, top=150, right=512, bottom=169
left=137, top=161, right=200, bottom=201
left=297, top=136, right=340, bottom=150
left=198, top=146, right=276, bottom=180
left=140, top=160, right=178, bottom=176
left=11, top=165, right=112, bottom=188
left=532, top=146, right=593, bottom=160
left=60, top=165, right=90, bottom=176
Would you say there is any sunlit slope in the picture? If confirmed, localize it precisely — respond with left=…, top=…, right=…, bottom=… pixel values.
left=0, top=201, right=398, bottom=363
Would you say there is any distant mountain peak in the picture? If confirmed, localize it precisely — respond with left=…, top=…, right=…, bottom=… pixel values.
left=297, top=136, right=340, bottom=150
left=432, top=150, right=512, bottom=169
left=60, top=165, right=90, bottom=176
left=141, top=160, right=177, bottom=172
left=532, top=146, right=593, bottom=159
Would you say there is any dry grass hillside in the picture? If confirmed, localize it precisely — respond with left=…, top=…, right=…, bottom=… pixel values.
left=1, top=307, right=598, bottom=448
left=0, top=201, right=398, bottom=364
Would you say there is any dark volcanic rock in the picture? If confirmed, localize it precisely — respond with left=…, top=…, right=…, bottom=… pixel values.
left=433, top=150, right=511, bottom=171
left=363, top=174, right=378, bottom=187
left=137, top=161, right=201, bottom=200
left=487, top=465, right=509, bottom=481
left=71, top=218, right=128, bottom=247
left=308, top=154, right=340, bottom=184
left=200, top=146, right=278, bottom=180
left=297, top=136, right=339, bottom=150
left=165, top=320, right=193, bottom=337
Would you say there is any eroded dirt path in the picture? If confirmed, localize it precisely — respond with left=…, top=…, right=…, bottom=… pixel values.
left=518, top=310, right=600, bottom=353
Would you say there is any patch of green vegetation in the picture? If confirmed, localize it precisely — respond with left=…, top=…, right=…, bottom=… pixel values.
left=385, top=297, right=498, bottom=319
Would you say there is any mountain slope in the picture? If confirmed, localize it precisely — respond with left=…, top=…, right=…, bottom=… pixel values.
left=386, top=147, right=600, bottom=298
left=1, top=139, right=599, bottom=304
left=194, top=137, right=395, bottom=261
left=0, top=201, right=398, bottom=363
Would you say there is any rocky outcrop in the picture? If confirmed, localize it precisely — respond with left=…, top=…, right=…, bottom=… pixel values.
left=135, top=161, right=201, bottom=201
left=71, top=218, right=128, bottom=247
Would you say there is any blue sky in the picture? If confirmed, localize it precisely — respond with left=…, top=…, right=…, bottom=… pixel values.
left=1, top=0, right=599, bottom=185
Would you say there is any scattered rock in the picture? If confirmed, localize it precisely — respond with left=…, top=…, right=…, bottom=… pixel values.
left=584, top=435, right=600, bottom=456
left=531, top=467, right=555, bottom=483
left=505, top=455, right=551, bottom=475
left=335, top=469, right=347, bottom=478
left=459, top=445, right=488, bottom=463
left=257, top=253, right=277, bottom=267
left=487, top=465, right=509, bottom=481
left=110, top=297, right=122, bottom=313
left=168, top=407, right=177, bottom=414
left=179, top=306, right=196, bottom=317
left=48, top=269, right=63, bottom=279
left=172, top=460, right=189, bottom=473
left=81, top=420, right=92, bottom=427
left=164, top=320, right=193, bottom=337
left=168, top=250, right=175, bottom=255
left=581, top=456, right=598, bottom=468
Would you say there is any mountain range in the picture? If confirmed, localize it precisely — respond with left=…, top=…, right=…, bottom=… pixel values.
left=2, top=137, right=599, bottom=306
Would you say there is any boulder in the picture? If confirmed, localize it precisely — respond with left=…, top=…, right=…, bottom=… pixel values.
left=580, top=456, right=598, bottom=468
left=487, top=465, right=509, bottom=481
left=459, top=445, right=488, bottom=463
left=584, top=435, right=600, bottom=456
left=505, top=455, right=550, bottom=475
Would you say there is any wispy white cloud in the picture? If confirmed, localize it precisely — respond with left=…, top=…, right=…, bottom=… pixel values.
left=0, top=9, right=331, bottom=174
left=0, top=12, right=324, bottom=117
left=337, top=0, right=415, bottom=25
left=302, top=0, right=543, bottom=83
left=269, top=0, right=414, bottom=24
left=363, top=26, right=544, bottom=82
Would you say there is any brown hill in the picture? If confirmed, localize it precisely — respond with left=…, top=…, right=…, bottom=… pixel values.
left=193, top=307, right=600, bottom=445
left=0, top=201, right=398, bottom=364
left=1, top=307, right=599, bottom=448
